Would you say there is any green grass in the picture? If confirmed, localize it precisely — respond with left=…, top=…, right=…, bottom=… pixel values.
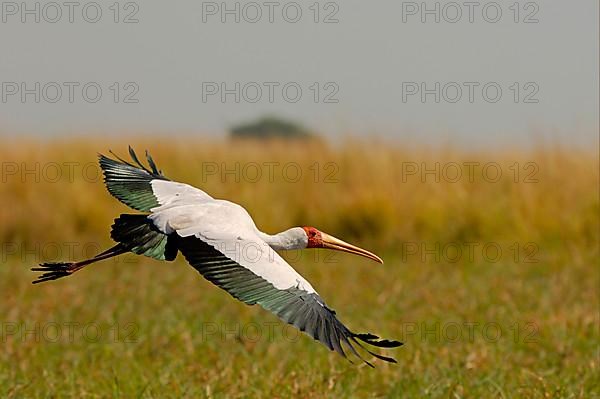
left=0, top=139, right=598, bottom=397
left=1, top=251, right=597, bottom=398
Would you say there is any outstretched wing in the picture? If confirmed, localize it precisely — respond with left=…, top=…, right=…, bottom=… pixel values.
left=99, top=146, right=212, bottom=212
left=170, top=224, right=402, bottom=366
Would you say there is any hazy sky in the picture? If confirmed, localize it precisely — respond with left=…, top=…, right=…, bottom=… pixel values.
left=0, top=0, right=598, bottom=146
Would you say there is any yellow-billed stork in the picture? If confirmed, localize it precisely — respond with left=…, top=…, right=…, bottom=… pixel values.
left=32, top=147, right=401, bottom=366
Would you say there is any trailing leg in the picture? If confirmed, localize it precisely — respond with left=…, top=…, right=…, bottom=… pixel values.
left=31, top=244, right=128, bottom=284
left=31, top=213, right=178, bottom=284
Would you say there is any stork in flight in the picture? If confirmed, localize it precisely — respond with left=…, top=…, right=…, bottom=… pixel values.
left=32, top=148, right=401, bottom=366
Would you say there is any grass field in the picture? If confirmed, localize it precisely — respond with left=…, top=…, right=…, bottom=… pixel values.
left=0, top=138, right=598, bottom=398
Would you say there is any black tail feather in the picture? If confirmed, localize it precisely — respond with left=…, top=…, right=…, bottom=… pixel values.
left=110, top=214, right=177, bottom=261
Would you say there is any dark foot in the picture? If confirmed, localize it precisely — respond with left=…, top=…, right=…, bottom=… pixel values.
left=31, top=262, right=81, bottom=284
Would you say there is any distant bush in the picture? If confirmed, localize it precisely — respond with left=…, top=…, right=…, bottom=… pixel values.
left=230, top=117, right=312, bottom=139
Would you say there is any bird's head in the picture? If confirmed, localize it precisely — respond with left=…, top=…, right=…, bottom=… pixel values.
left=301, top=226, right=383, bottom=264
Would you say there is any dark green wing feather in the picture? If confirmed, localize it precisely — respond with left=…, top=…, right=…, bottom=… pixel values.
left=176, top=235, right=402, bottom=366
left=99, top=147, right=169, bottom=212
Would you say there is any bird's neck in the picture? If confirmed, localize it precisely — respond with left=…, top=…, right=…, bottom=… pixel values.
left=257, top=229, right=305, bottom=251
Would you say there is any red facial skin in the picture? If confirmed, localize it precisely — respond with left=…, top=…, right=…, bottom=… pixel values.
left=302, top=226, right=322, bottom=248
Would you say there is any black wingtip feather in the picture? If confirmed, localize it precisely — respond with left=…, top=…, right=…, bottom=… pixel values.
left=105, top=149, right=140, bottom=169
left=354, top=333, right=403, bottom=348
left=351, top=336, right=399, bottom=363
left=128, top=146, right=151, bottom=174
left=145, top=150, right=160, bottom=175
left=336, top=330, right=403, bottom=366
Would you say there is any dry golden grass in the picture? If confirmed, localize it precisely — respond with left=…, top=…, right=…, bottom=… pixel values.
left=0, top=137, right=598, bottom=397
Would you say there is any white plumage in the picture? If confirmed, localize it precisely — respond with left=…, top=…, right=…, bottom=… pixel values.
left=149, top=198, right=316, bottom=293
